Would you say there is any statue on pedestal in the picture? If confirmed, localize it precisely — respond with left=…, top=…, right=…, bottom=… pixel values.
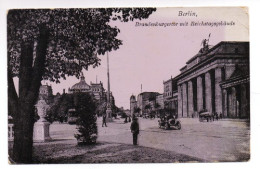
left=33, top=99, right=52, bottom=142
left=199, top=33, right=211, bottom=53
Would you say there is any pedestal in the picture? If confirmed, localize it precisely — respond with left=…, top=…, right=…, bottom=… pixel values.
left=33, top=121, right=52, bottom=142
left=106, top=108, right=113, bottom=122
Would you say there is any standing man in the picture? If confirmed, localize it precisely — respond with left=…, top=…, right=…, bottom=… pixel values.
left=102, top=113, right=107, bottom=127
left=130, top=118, right=139, bottom=145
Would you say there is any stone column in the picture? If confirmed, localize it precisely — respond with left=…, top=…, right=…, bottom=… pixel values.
left=227, top=89, right=232, bottom=117
left=240, top=84, right=246, bottom=118
left=182, top=83, right=188, bottom=117
left=178, top=85, right=183, bottom=118
left=228, top=87, right=238, bottom=118
left=197, top=76, right=203, bottom=112
left=222, top=89, right=228, bottom=118
left=205, top=72, right=212, bottom=114
left=228, top=87, right=235, bottom=117
left=231, top=87, right=238, bottom=118
left=188, top=80, right=194, bottom=117
left=215, top=67, right=222, bottom=115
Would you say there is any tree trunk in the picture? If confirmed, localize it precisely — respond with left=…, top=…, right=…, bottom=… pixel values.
left=11, top=26, right=50, bottom=163
left=12, top=41, right=34, bottom=163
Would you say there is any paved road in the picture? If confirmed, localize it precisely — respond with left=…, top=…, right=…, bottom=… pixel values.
left=49, top=117, right=250, bottom=162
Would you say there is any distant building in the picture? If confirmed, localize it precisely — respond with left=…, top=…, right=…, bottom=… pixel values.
left=136, top=92, right=160, bottom=115
left=39, top=84, right=53, bottom=98
left=156, top=94, right=164, bottom=109
left=38, top=84, right=54, bottom=104
left=68, top=73, right=91, bottom=93
left=163, top=78, right=178, bottom=112
left=130, top=95, right=137, bottom=116
left=164, top=41, right=249, bottom=118
left=68, top=73, right=106, bottom=103
left=90, top=81, right=106, bottom=103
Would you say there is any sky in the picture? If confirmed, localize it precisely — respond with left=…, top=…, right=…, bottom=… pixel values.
left=14, top=7, right=249, bottom=109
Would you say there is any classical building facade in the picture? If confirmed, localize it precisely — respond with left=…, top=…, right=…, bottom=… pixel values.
left=90, top=82, right=105, bottom=103
left=164, top=41, right=249, bottom=118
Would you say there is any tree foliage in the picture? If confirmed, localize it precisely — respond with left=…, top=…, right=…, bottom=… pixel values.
left=145, top=104, right=151, bottom=110
left=45, top=93, right=74, bottom=123
left=8, top=8, right=156, bottom=82
left=74, top=93, right=97, bottom=145
left=155, top=103, right=161, bottom=109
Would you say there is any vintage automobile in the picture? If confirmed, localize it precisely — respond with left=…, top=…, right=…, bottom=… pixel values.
left=68, top=108, right=78, bottom=124
left=199, top=112, right=212, bottom=122
left=158, top=116, right=181, bottom=130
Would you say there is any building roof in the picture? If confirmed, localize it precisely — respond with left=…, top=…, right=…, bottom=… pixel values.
left=91, top=82, right=103, bottom=87
left=138, top=92, right=160, bottom=101
left=130, top=95, right=136, bottom=100
left=220, top=65, right=249, bottom=88
left=164, top=41, right=249, bottom=83
left=229, top=65, right=249, bottom=79
left=71, top=73, right=91, bottom=90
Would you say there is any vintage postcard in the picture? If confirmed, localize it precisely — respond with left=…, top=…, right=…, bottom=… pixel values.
left=7, top=7, right=249, bottom=164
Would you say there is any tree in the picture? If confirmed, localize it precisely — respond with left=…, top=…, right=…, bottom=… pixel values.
left=8, top=8, right=156, bottom=163
left=45, top=93, right=74, bottom=123
left=134, top=107, right=141, bottom=115
left=154, top=103, right=161, bottom=117
left=155, top=103, right=161, bottom=109
left=74, top=93, right=97, bottom=145
left=144, top=104, right=151, bottom=114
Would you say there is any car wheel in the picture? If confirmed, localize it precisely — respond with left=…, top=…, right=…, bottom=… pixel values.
left=177, top=122, right=181, bottom=130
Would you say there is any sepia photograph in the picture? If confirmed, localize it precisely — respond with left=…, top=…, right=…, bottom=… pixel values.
left=6, top=6, right=251, bottom=164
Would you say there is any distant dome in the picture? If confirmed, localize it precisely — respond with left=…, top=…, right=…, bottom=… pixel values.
left=71, top=73, right=90, bottom=91
left=71, top=81, right=90, bottom=90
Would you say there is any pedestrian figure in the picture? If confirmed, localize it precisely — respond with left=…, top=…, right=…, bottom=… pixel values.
left=102, top=113, right=107, bottom=127
left=130, top=118, right=139, bottom=145
left=124, top=116, right=128, bottom=123
left=132, top=113, right=136, bottom=119
left=219, top=113, right=223, bottom=119
left=128, top=116, right=131, bottom=122
left=215, top=112, right=219, bottom=121
left=59, top=116, right=63, bottom=123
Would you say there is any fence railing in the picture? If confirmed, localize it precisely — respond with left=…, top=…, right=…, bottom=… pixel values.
left=8, top=123, right=14, bottom=141
left=8, top=116, right=14, bottom=141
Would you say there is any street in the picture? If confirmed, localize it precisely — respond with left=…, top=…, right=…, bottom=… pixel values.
left=45, top=117, right=250, bottom=162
